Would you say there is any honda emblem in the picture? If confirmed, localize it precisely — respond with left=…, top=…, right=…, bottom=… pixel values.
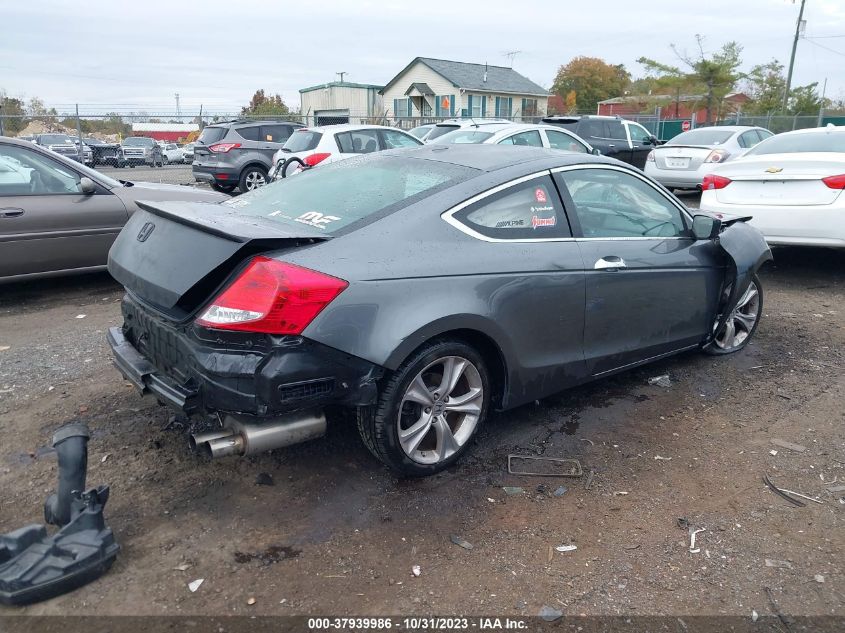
left=136, top=221, right=155, bottom=242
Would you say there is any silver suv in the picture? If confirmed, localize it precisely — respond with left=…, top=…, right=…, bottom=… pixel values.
left=121, top=137, right=164, bottom=168
left=193, top=119, right=304, bottom=193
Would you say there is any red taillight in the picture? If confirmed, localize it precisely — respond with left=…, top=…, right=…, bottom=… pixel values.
left=196, top=257, right=348, bottom=335
left=822, top=174, right=845, bottom=189
left=702, top=174, right=732, bottom=191
left=303, top=152, right=331, bottom=167
left=208, top=142, right=242, bottom=153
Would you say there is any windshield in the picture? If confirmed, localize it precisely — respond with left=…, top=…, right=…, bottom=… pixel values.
left=429, top=130, right=494, bottom=145
left=40, top=134, right=73, bottom=144
left=667, top=129, right=734, bottom=146
left=744, top=130, right=845, bottom=156
left=85, top=138, right=106, bottom=145
left=123, top=137, right=152, bottom=146
left=282, top=130, right=323, bottom=152
left=197, top=127, right=227, bottom=144
left=424, top=125, right=460, bottom=141
left=223, top=155, right=476, bottom=235
left=409, top=125, right=433, bottom=139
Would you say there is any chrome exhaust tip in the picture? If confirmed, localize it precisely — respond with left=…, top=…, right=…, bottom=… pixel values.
left=190, top=410, right=326, bottom=459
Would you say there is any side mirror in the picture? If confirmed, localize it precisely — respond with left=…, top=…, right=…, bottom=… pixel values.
left=692, top=214, right=721, bottom=240
left=79, top=177, right=96, bottom=195
left=591, top=147, right=602, bottom=156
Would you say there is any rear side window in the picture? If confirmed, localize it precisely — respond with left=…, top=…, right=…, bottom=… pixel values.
left=198, top=127, right=227, bottom=144
left=337, top=129, right=380, bottom=154
left=283, top=130, right=322, bottom=152
left=452, top=176, right=570, bottom=240
left=498, top=130, right=543, bottom=147
left=223, top=156, right=476, bottom=235
left=745, top=131, right=845, bottom=155
left=546, top=130, right=588, bottom=153
left=381, top=129, right=422, bottom=149
left=236, top=126, right=261, bottom=141
left=606, top=121, right=628, bottom=140
left=260, top=124, right=292, bottom=143
left=579, top=120, right=607, bottom=138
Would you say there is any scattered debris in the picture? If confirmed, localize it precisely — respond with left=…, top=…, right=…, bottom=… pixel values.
left=614, top=491, right=629, bottom=496
left=763, top=473, right=806, bottom=507
left=173, top=563, right=192, bottom=572
left=449, top=535, right=473, bottom=550
left=538, top=606, right=563, bottom=622
left=689, top=528, right=705, bottom=553
left=100, top=454, right=110, bottom=463
left=765, top=586, right=794, bottom=630
left=677, top=518, right=690, bottom=530
left=779, top=488, right=823, bottom=504
left=487, top=497, right=496, bottom=503
left=826, top=485, right=845, bottom=493
left=411, top=565, right=421, bottom=577
left=502, top=486, right=524, bottom=496
left=654, top=455, right=672, bottom=461
left=751, top=610, right=759, bottom=623
left=553, top=486, right=568, bottom=497
left=507, top=455, right=582, bottom=477
left=247, top=597, right=256, bottom=605
left=770, top=439, right=807, bottom=453
left=555, top=545, right=577, bottom=553
left=255, top=472, right=274, bottom=486
left=579, top=438, right=594, bottom=446
left=75, top=314, right=86, bottom=319
left=584, top=470, right=595, bottom=490
left=623, top=544, right=641, bottom=550
left=0, top=346, right=9, bottom=352
left=814, top=574, right=825, bottom=583
left=769, top=450, right=779, bottom=456
left=188, top=579, right=204, bottom=592
left=648, top=374, right=672, bottom=388
left=765, top=559, right=792, bottom=569
left=234, top=545, right=300, bottom=565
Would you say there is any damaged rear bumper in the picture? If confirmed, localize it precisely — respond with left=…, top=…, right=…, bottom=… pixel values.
left=107, top=296, right=383, bottom=417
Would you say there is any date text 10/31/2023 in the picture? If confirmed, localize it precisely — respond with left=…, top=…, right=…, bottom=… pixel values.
left=307, top=617, right=529, bottom=630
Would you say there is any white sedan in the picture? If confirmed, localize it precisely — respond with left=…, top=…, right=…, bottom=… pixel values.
left=428, top=123, right=596, bottom=154
left=269, top=124, right=422, bottom=179
left=700, top=125, right=845, bottom=248
left=644, top=126, right=772, bottom=190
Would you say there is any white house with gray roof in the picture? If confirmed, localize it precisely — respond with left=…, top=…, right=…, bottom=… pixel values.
left=380, top=57, right=549, bottom=124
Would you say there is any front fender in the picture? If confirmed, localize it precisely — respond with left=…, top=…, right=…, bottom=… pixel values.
left=706, top=220, right=773, bottom=344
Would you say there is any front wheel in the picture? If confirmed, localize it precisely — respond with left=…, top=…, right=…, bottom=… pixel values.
left=162, top=155, right=169, bottom=165
left=357, top=340, right=490, bottom=476
left=703, top=275, right=763, bottom=355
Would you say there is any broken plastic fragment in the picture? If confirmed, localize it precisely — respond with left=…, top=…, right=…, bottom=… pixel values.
left=188, top=579, right=204, bottom=592
left=555, top=545, right=577, bottom=553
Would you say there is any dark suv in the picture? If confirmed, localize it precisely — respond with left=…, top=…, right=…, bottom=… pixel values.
left=542, top=115, right=658, bottom=169
left=193, top=119, right=304, bottom=193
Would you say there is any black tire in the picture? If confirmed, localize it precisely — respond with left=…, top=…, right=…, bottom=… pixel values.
left=211, top=182, right=237, bottom=194
left=357, top=339, right=490, bottom=476
left=238, top=165, right=268, bottom=192
left=703, top=274, right=763, bottom=355
left=129, top=163, right=135, bottom=168
left=162, top=155, right=169, bottom=166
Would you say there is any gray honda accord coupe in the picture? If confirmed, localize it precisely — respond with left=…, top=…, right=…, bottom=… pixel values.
left=107, top=145, right=771, bottom=476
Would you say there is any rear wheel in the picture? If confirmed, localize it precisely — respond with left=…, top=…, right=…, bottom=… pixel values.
left=703, top=275, right=763, bottom=355
left=239, top=166, right=268, bottom=192
left=357, top=340, right=489, bottom=476
left=162, top=155, right=169, bottom=165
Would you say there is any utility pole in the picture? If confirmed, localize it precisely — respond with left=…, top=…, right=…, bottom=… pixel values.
left=817, top=77, right=827, bottom=126
left=175, top=93, right=181, bottom=117
left=782, top=0, right=807, bottom=112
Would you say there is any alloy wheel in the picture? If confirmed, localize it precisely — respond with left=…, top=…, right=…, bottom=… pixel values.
left=244, top=170, right=266, bottom=190
left=714, top=280, right=760, bottom=350
left=397, top=356, right=484, bottom=465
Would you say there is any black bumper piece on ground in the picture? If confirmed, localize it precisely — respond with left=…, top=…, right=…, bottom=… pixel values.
left=107, top=297, right=383, bottom=417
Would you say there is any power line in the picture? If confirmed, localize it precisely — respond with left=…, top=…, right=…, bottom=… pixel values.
left=802, top=37, right=845, bottom=58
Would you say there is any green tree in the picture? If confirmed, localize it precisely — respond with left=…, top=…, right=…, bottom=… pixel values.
left=551, top=57, right=630, bottom=113
left=0, top=90, right=27, bottom=135
left=743, top=59, right=825, bottom=116
left=639, top=36, right=743, bottom=124
left=241, top=89, right=289, bottom=117
left=26, top=96, right=58, bottom=121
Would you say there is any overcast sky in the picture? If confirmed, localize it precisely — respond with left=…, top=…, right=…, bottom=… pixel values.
left=3, top=0, right=844, bottom=115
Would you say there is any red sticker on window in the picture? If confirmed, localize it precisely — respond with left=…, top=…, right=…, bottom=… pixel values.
left=535, top=188, right=547, bottom=203
left=531, top=215, right=556, bottom=229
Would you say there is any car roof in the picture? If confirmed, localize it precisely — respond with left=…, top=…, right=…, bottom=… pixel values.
left=379, top=143, right=610, bottom=172
left=774, top=125, right=845, bottom=137
left=677, top=125, right=762, bottom=133
left=296, top=123, right=413, bottom=134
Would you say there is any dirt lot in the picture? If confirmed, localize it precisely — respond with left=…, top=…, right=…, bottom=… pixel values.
left=0, top=243, right=842, bottom=621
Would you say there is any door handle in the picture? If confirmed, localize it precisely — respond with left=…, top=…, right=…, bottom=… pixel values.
left=0, top=208, right=25, bottom=218
left=594, top=256, right=626, bottom=271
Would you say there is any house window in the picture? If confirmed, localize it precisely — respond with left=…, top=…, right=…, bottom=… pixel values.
left=494, top=97, right=513, bottom=118
left=393, top=98, right=412, bottom=118
left=421, top=99, right=432, bottom=117
left=435, top=95, right=455, bottom=117
left=521, top=98, right=538, bottom=117
left=468, top=94, right=485, bottom=118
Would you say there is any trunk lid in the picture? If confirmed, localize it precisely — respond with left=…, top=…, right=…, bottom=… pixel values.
left=711, top=153, right=845, bottom=206
left=108, top=200, right=330, bottom=319
left=654, top=145, right=722, bottom=171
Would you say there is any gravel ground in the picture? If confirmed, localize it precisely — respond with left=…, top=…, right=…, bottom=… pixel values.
left=0, top=243, right=842, bottom=621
